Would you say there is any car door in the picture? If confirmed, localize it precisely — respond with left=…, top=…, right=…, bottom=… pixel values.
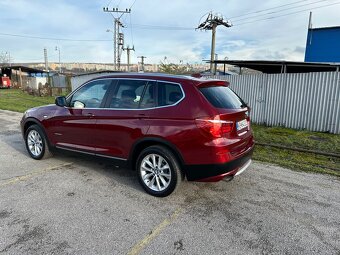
left=93, top=79, right=153, bottom=159
left=48, top=79, right=113, bottom=153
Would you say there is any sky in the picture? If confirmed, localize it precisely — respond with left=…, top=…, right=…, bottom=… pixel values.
left=0, top=0, right=339, bottom=65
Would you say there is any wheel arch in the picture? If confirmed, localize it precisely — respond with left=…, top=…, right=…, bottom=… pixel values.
left=23, top=118, right=53, bottom=148
left=129, top=138, right=185, bottom=174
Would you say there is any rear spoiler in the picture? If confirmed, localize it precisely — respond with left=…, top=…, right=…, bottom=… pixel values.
left=196, top=80, right=230, bottom=88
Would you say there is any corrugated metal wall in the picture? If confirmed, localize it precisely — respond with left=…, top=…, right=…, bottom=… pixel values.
left=209, top=72, right=340, bottom=134
left=51, top=75, right=67, bottom=88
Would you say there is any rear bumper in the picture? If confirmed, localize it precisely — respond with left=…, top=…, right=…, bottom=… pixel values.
left=183, top=145, right=254, bottom=182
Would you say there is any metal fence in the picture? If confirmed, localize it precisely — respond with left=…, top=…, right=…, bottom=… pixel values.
left=209, top=72, right=340, bottom=134
left=51, top=75, right=67, bottom=88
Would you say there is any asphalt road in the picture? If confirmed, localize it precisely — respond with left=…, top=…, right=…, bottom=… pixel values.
left=0, top=109, right=339, bottom=255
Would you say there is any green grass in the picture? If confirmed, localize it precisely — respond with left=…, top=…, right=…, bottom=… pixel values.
left=0, top=89, right=55, bottom=112
left=0, top=89, right=339, bottom=177
left=253, top=146, right=340, bottom=177
left=252, top=124, right=340, bottom=155
left=252, top=124, right=340, bottom=177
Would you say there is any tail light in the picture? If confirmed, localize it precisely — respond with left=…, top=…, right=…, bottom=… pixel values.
left=195, top=116, right=234, bottom=138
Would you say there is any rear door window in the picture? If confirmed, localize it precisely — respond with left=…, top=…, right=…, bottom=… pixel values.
left=109, top=79, right=148, bottom=109
left=199, top=86, right=245, bottom=109
left=157, top=82, right=183, bottom=107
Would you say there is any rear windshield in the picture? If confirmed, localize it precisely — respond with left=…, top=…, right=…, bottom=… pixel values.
left=199, top=86, right=245, bottom=109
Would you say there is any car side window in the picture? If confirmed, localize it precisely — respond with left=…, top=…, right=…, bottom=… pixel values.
left=139, top=81, right=157, bottom=109
left=70, top=80, right=111, bottom=108
left=157, top=82, right=183, bottom=107
left=109, top=79, right=148, bottom=109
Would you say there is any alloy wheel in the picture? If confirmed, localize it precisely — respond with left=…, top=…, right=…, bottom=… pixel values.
left=140, top=154, right=172, bottom=192
left=27, top=130, right=43, bottom=157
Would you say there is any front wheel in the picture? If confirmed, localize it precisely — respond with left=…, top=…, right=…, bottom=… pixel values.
left=25, top=124, right=52, bottom=160
left=136, top=145, right=182, bottom=197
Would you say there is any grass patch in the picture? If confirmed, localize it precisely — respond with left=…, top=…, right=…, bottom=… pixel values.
left=252, top=124, right=340, bottom=177
left=252, top=124, right=340, bottom=156
left=0, top=89, right=55, bottom=113
left=253, top=146, right=340, bottom=177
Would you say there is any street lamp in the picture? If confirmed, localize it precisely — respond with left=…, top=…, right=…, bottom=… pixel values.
left=55, top=46, right=61, bottom=73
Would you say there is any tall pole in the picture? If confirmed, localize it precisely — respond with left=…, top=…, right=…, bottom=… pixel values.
left=58, top=48, right=61, bottom=73
left=103, top=7, right=131, bottom=71
left=123, top=45, right=135, bottom=72
left=196, top=12, right=232, bottom=74
left=118, top=29, right=124, bottom=70
left=210, top=24, right=217, bottom=74
left=114, top=20, right=118, bottom=70
left=44, top=48, right=48, bottom=71
left=308, top=11, right=313, bottom=29
left=55, top=46, right=61, bottom=73
left=138, top=56, right=146, bottom=72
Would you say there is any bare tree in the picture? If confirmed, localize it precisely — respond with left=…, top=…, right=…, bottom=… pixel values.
left=0, top=51, right=11, bottom=67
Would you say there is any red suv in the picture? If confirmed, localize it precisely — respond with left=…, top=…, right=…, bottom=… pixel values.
left=21, top=74, right=254, bottom=196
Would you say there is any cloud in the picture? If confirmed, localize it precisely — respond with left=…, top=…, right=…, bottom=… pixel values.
left=0, top=0, right=339, bottom=63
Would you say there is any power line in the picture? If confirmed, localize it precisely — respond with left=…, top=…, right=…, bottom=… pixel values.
left=117, top=0, right=123, bottom=7
left=234, top=1, right=340, bottom=26
left=125, top=1, right=337, bottom=31
left=0, top=32, right=111, bottom=42
left=130, top=0, right=137, bottom=8
left=16, top=52, right=59, bottom=62
left=0, top=1, right=337, bottom=44
left=129, top=13, right=134, bottom=45
left=229, top=0, right=310, bottom=19
left=128, top=24, right=194, bottom=30
left=106, top=0, right=113, bottom=8
left=232, top=0, right=330, bottom=22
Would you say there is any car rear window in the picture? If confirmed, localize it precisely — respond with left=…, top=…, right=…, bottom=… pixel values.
left=199, top=86, right=245, bottom=109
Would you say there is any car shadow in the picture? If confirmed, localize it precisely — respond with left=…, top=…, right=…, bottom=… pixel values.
left=3, top=132, right=244, bottom=202
left=1, top=130, right=30, bottom=156
left=2, top=131, right=144, bottom=193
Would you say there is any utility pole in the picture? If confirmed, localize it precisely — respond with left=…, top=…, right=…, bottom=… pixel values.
left=55, top=46, right=61, bottom=73
left=196, top=12, right=232, bottom=74
left=44, top=48, right=48, bottom=71
left=308, top=11, right=313, bottom=29
left=138, top=56, right=146, bottom=72
left=103, top=7, right=131, bottom=71
left=123, top=45, right=135, bottom=72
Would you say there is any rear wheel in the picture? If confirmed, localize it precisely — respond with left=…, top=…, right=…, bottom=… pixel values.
left=136, top=145, right=182, bottom=197
left=25, top=124, right=52, bottom=160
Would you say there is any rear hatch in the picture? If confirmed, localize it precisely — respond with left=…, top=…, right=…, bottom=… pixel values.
left=197, top=81, right=253, bottom=156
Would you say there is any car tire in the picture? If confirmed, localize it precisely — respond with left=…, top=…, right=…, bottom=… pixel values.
left=136, top=145, right=182, bottom=197
left=25, top=124, right=52, bottom=160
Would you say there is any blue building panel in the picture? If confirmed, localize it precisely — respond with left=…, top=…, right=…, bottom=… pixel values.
left=305, top=26, right=340, bottom=63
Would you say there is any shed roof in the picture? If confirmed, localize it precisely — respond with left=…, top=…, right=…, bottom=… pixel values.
left=210, top=60, right=340, bottom=74
left=1, top=65, right=47, bottom=74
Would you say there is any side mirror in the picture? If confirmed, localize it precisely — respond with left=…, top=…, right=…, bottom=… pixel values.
left=55, top=96, right=67, bottom=107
